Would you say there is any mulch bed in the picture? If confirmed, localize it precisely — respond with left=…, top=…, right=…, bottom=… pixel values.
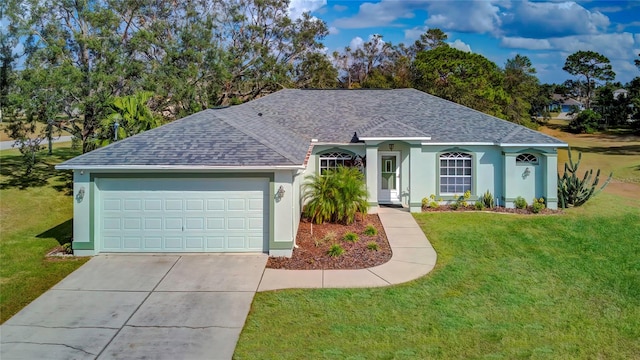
left=267, top=214, right=392, bottom=270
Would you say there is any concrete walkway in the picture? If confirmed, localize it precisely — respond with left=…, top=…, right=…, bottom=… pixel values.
left=258, top=206, right=437, bottom=291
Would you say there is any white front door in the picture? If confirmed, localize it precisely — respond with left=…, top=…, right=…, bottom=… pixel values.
left=378, top=151, right=400, bottom=203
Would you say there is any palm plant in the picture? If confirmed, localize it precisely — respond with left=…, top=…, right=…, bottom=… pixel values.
left=303, top=166, right=368, bottom=225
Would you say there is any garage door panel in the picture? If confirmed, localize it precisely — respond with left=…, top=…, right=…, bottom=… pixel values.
left=206, top=236, right=224, bottom=250
left=98, top=178, right=268, bottom=253
left=104, top=199, right=121, bottom=211
left=185, top=217, right=205, bottom=230
left=123, top=237, right=142, bottom=249
left=207, top=199, right=225, bottom=211
left=144, top=237, right=162, bottom=249
left=103, top=236, right=122, bottom=249
left=227, top=199, right=246, bottom=211
left=227, top=236, right=246, bottom=249
left=206, top=217, right=224, bottom=230
left=123, top=218, right=141, bottom=230
left=186, top=237, right=204, bottom=249
left=164, top=217, right=183, bottom=230
left=165, top=199, right=183, bottom=211
left=144, top=199, right=162, bottom=211
left=165, top=237, right=182, bottom=249
left=124, top=199, right=142, bottom=211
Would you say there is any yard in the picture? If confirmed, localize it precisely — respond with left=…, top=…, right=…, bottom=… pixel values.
left=1, top=127, right=638, bottom=358
left=235, top=125, right=640, bottom=359
left=235, top=194, right=639, bottom=359
left=0, top=144, right=88, bottom=323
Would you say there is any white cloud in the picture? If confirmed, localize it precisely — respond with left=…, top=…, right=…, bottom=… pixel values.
left=333, top=0, right=419, bottom=29
left=424, top=0, right=501, bottom=34
left=548, top=33, right=636, bottom=61
left=500, top=37, right=552, bottom=50
left=448, top=39, right=472, bottom=53
left=328, top=26, right=339, bottom=35
left=349, top=36, right=364, bottom=50
left=500, top=1, right=610, bottom=38
left=288, top=0, right=326, bottom=20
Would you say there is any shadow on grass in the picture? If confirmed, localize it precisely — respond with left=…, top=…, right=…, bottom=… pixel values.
left=36, top=218, right=73, bottom=246
left=570, top=145, right=640, bottom=156
left=0, top=147, right=78, bottom=191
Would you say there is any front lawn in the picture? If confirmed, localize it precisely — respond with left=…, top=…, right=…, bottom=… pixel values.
left=235, top=194, right=640, bottom=359
left=0, top=144, right=89, bottom=323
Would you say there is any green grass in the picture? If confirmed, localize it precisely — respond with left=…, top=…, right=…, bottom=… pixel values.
left=235, top=194, right=640, bottom=359
left=0, top=144, right=88, bottom=323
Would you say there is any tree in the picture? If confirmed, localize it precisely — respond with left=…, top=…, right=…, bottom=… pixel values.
left=294, top=52, right=338, bottom=89
left=635, top=53, right=639, bottom=69
left=593, top=85, right=631, bottom=128
left=93, top=91, right=162, bottom=147
left=413, top=46, right=511, bottom=120
left=413, top=28, right=448, bottom=53
left=563, top=51, right=615, bottom=109
left=503, top=54, right=539, bottom=127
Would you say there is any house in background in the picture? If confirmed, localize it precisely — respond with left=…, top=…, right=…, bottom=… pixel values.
left=57, top=89, right=567, bottom=257
left=613, top=88, right=628, bottom=100
left=550, top=94, right=585, bottom=113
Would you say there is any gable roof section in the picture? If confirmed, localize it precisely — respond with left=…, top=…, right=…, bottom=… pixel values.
left=57, top=109, right=303, bottom=169
left=58, top=89, right=565, bottom=169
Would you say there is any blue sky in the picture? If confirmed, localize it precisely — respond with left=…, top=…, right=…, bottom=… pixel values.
left=288, top=0, right=640, bottom=84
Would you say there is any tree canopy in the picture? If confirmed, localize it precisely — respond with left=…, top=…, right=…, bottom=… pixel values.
left=562, top=50, right=615, bottom=109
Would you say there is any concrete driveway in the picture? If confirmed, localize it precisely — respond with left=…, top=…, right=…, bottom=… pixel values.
left=0, top=254, right=267, bottom=360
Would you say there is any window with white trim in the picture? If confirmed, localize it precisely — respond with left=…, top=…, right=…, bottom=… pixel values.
left=439, top=152, right=472, bottom=194
left=319, top=152, right=352, bottom=174
left=516, top=153, right=538, bottom=165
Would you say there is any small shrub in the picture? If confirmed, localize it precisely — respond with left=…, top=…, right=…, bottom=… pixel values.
left=366, top=242, right=379, bottom=251
left=568, top=109, right=601, bottom=134
left=363, top=225, right=378, bottom=236
left=474, top=200, right=485, bottom=210
left=514, top=196, right=528, bottom=209
left=421, top=197, right=429, bottom=208
left=532, top=197, right=546, bottom=214
left=429, top=201, right=439, bottom=208
left=343, top=232, right=359, bottom=242
left=322, top=231, right=337, bottom=242
left=481, top=189, right=495, bottom=208
left=327, top=244, right=345, bottom=257
left=449, top=202, right=459, bottom=210
left=62, top=242, right=73, bottom=254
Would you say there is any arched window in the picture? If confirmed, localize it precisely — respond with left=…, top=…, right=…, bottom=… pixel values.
left=439, top=152, right=472, bottom=194
left=319, top=152, right=353, bottom=174
left=516, top=153, right=538, bottom=165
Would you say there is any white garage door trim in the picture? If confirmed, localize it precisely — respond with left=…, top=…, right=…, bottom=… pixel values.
left=96, top=177, right=269, bottom=253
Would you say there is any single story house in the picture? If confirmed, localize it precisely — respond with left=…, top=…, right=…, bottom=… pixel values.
left=57, top=89, right=567, bottom=257
left=550, top=94, right=585, bottom=113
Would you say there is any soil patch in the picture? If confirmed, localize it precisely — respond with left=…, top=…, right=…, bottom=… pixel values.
left=267, top=214, right=392, bottom=270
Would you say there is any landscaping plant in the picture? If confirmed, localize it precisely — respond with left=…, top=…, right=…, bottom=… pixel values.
left=342, top=232, right=359, bottom=242
left=481, top=189, right=495, bottom=208
left=327, top=244, right=345, bottom=257
left=514, top=196, right=528, bottom=209
left=366, top=242, right=379, bottom=251
left=558, top=147, right=612, bottom=208
left=363, top=225, right=378, bottom=236
left=531, top=197, right=546, bottom=214
left=303, top=166, right=368, bottom=224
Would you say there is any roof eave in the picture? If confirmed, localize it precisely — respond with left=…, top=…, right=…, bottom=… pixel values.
left=54, top=164, right=306, bottom=171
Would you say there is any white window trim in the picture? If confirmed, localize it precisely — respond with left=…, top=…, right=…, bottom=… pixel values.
left=516, top=153, right=539, bottom=165
left=319, top=152, right=352, bottom=174
left=439, top=152, right=472, bottom=195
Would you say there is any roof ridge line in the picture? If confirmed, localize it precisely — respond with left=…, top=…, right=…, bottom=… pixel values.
left=213, top=109, right=304, bottom=165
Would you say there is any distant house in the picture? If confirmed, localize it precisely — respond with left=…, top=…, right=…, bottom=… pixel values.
left=550, top=94, right=585, bottom=113
left=57, top=89, right=567, bottom=256
left=613, top=89, right=628, bottom=100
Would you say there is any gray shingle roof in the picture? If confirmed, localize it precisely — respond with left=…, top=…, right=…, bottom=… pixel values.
left=59, top=89, right=566, bottom=168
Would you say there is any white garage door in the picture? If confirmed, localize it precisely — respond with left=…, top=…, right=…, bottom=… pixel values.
left=96, top=177, right=269, bottom=252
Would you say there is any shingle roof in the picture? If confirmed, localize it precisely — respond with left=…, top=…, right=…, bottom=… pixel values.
left=58, top=89, right=566, bottom=168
